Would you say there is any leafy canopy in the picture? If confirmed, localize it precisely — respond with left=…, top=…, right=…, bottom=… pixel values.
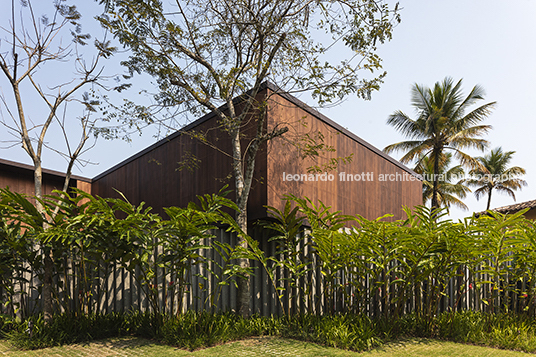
left=466, top=147, right=527, bottom=210
left=385, top=77, right=495, bottom=167
left=96, top=0, right=400, bottom=134
left=414, top=152, right=470, bottom=211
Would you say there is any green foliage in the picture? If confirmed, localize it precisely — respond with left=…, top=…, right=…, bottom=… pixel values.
left=260, top=195, right=536, bottom=323
left=0, top=186, right=247, bottom=319
left=7, top=313, right=127, bottom=350
left=384, top=77, right=495, bottom=209
left=473, top=210, right=528, bottom=313
left=0, top=193, right=29, bottom=316
left=279, top=314, right=382, bottom=351
left=1, top=311, right=385, bottom=352
left=466, top=147, right=527, bottom=210
left=414, top=152, right=470, bottom=210
left=7, top=188, right=536, bottom=354
left=0, top=189, right=53, bottom=317
left=159, top=311, right=256, bottom=350
left=256, top=200, right=310, bottom=315
left=161, top=188, right=242, bottom=313
left=97, top=0, right=400, bottom=133
left=9, top=311, right=536, bottom=353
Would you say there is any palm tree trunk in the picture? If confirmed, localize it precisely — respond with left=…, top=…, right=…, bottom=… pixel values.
left=431, top=151, right=440, bottom=211
left=486, top=188, right=493, bottom=210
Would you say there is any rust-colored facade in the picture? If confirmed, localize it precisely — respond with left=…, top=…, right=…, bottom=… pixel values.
left=1, top=84, right=422, bottom=222
left=0, top=158, right=91, bottom=198
left=265, top=88, right=422, bottom=221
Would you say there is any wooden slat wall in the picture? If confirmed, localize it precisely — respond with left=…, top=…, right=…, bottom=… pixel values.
left=91, top=88, right=421, bottom=224
left=4, top=226, right=521, bottom=319
left=91, top=109, right=268, bottom=220
left=0, top=163, right=77, bottom=198
left=265, top=91, right=422, bottom=222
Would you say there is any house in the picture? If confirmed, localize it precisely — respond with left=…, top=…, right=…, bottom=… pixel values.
left=89, top=83, right=422, bottom=222
left=0, top=83, right=423, bottom=225
left=0, top=83, right=422, bottom=316
left=0, top=158, right=91, bottom=198
left=1, top=84, right=422, bottom=222
left=0, top=84, right=423, bottom=223
left=486, top=199, right=536, bottom=220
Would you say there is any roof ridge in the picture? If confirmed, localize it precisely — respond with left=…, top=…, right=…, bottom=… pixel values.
left=92, top=83, right=419, bottom=181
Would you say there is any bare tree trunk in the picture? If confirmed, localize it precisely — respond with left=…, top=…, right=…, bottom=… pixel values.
left=33, top=161, right=44, bottom=213
left=230, top=127, right=251, bottom=317
left=227, top=99, right=286, bottom=317
left=236, top=208, right=251, bottom=317
left=43, top=249, right=54, bottom=322
left=34, top=161, right=54, bottom=322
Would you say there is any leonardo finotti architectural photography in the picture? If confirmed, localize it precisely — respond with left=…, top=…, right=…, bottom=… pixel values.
left=1, top=0, right=535, bottom=355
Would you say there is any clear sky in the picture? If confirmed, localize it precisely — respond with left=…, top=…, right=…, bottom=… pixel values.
left=321, top=0, right=536, bottom=219
left=1, top=0, right=535, bottom=220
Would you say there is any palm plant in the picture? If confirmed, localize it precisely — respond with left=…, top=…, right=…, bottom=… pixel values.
left=384, top=77, right=495, bottom=210
left=414, top=153, right=471, bottom=211
left=466, top=147, right=527, bottom=210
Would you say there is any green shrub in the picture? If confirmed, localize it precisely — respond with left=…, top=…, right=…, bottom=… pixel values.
left=0, top=314, right=20, bottom=334
left=7, top=312, right=128, bottom=349
left=159, top=311, right=276, bottom=350
left=8, top=310, right=536, bottom=353
left=433, top=311, right=536, bottom=352
left=278, top=314, right=383, bottom=351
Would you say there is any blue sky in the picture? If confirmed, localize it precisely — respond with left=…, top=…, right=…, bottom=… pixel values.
left=1, top=0, right=535, bottom=220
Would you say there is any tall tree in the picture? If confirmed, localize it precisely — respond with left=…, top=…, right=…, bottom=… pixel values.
left=98, top=0, right=400, bottom=316
left=0, top=0, right=120, bottom=321
left=384, top=77, right=495, bottom=210
left=465, top=147, right=527, bottom=210
left=414, top=152, right=470, bottom=211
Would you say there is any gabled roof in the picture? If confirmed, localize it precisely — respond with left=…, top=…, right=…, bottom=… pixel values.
left=93, top=82, right=420, bottom=181
left=267, top=82, right=421, bottom=179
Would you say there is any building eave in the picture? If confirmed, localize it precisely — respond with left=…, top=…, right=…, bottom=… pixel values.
left=0, top=158, right=91, bottom=183
left=92, top=82, right=422, bottom=181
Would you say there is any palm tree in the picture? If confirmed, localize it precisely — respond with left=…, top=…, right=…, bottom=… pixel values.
left=414, top=153, right=471, bottom=211
left=384, top=77, right=495, bottom=210
left=465, top=147, right=527, bottom=210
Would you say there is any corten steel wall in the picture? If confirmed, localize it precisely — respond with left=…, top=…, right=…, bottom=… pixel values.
left=91, top=85, right=421, bottom=222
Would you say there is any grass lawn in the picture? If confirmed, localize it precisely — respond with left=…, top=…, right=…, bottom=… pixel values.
left=0, top=336, right=530, bottom=356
